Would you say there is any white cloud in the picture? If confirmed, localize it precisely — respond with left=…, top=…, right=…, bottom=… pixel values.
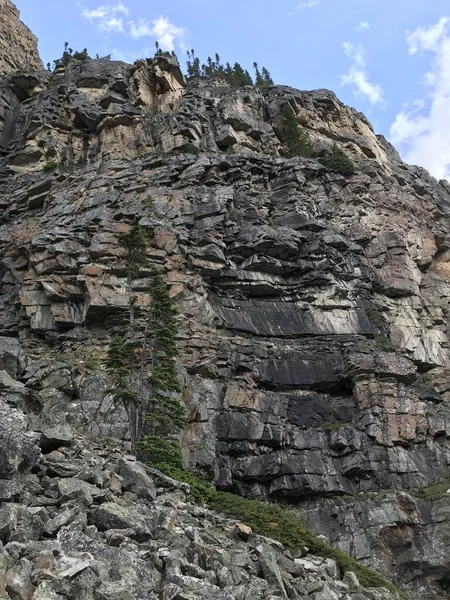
left=298, top=0, right=320, bottom=7
left=357, top=21, right=370, bottom=32
left=129, top=16, right=186, bottom=51
left=287, top=0, right=319, bottom=12
left=406, top=17, right=449, bottom=54
left=390, top=17, right=450, bottom=180
left=81, top=2, right=129, bottom=34
left=340, top=42, right=385, bottom=105
left=80, top=3, right=187, bottom=51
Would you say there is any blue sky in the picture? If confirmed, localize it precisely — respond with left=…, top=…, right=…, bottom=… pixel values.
left=15, top=0, right=450, bottom=180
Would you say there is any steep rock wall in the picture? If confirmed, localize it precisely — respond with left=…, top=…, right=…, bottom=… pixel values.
left=0, top=0, right=43, bottom=74
left=1, top=56, right=450, bottom=598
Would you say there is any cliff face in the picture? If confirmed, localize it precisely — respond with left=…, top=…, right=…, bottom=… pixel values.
left=0, top=0, right=43, bottom=74
left=2, top=50, right=450, bottom=599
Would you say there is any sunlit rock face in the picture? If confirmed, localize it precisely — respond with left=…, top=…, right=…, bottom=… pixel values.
left=0, top=0, right=43, bottom=74
left=2, top=38, right=450, bottom=599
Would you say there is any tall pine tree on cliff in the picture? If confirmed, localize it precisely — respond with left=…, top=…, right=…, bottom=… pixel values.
left=106, top=226, right=186, bottom=467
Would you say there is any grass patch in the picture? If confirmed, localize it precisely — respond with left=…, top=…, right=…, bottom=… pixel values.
left=322, top=422, right=349, bottom=431
left=42, top=161, right=58, bottom=172
left=412, top=480, right=450, bottom=502
left=153, top=466, right=408, bottom=599
left=83, top=359, right=101, bottom=372
left=364, top=307, right=384, bottom=331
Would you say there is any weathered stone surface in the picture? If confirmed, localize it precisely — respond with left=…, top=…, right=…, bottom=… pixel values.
left=0, top=336, right=21, bottom=377
left=56, top=478, right=103, bottom=505
left=43, top=507, right=80, bottom=537
left=0, top=399, right=40, bottom=479
left=90, top=503, right=153, bottom=541
left=0, top=0, right=43, bottom=75
left=5, top=558, right=35, bottom=600
left=39, top=425, right=73, bottom=453
left=118, top=458, right=157, bottom=501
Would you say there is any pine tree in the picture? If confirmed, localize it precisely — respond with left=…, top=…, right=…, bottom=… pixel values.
left=53, top=42, right=90, bottom=68
left=72, top=48, right=89, bottom=61
left=261, top=67, right=274, bottom=86
left=253, top=62, right=265, bottom=88
left=106, top=226, right=186, bottom=467
left=183, top=50, right=272, bottom=89
left=232, top=62, right=253, bottom=87
left=281, top=105, right=314, bottom=158
left=106, top=335, right=138, bottom=446
left=319, top=144, right=355, bottom=176
left=137, top=268, right=186, bottom=467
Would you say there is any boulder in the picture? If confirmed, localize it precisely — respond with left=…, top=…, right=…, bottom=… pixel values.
left=117, top=458, right=157, bottom=501
left=0, top=337, right=21, bottom=378
left=0, top=399, right=40, bottom=479
left=90, top=503, right=153, bottom=541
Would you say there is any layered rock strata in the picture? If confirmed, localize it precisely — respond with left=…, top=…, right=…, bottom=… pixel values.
left=1, top=53, right=450, bottom=598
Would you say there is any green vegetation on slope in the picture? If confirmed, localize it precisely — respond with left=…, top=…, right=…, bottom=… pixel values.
left=153, top=467, right=408, bottom=599
left=412, top=479, right=450, bottom=502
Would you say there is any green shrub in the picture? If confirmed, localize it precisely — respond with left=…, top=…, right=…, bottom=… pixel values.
left=152, top=467, right=408, bottom=598
left=320, top=145, right=355, bottom=176
left=42, top=161, right=58, bottom=172
left=42, top=162, right=75, bottom=174
left=374, top=336, right=395, bottom=351
left=83, top=359, right=101, bottom=371
left=145, top=195, right=155, bottom=209
left=53, top=42, right=90, bottom=68
left=281, top=105, right=314, bottom=158
left=364, top=307, right=384, bottom=330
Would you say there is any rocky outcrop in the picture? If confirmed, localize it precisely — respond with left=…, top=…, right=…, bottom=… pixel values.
left=2, top=54, right=450, bottom=598
left=0, top=429, right=402, bottom=600
left=0, top=0, right=43, bottom=75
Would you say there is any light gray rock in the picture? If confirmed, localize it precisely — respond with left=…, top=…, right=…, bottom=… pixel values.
left=0, top=399, right=40, bottom=479
left=118, top=458, right=157, bottom=501
left=90, top=503, right=153, bottom=541
left=0, top=337, right=21, bottom=378
left=5, top=558, right=35, bottom=600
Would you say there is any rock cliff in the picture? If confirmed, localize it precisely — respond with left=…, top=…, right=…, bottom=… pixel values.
left=0, top=0, right=43, bottom=74
left=1, top=26, right=450, bottom=600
